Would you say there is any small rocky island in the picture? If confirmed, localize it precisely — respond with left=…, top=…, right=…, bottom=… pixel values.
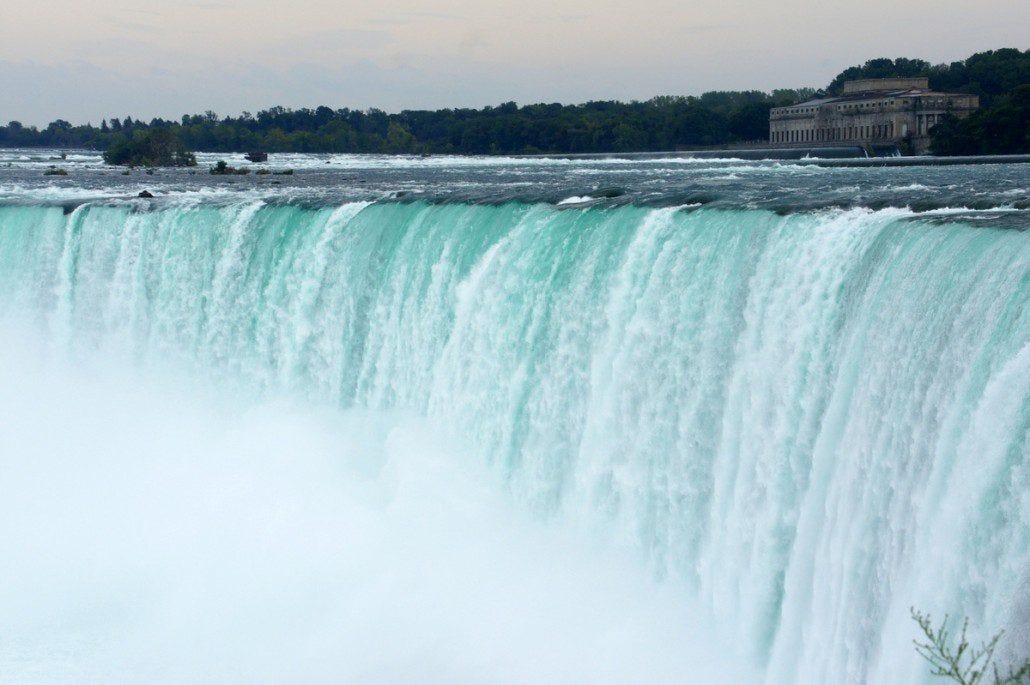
left=103, top=128, right=197, bottom=167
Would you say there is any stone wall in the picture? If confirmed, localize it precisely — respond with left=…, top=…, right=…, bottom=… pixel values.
left=842, top=77, right=929, bottom=94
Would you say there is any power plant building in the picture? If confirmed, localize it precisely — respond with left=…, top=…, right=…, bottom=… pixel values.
left=768, top=78, right=979, bottom=154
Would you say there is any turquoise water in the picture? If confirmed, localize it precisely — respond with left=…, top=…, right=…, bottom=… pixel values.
left=0, top=197, right=1027, bottom=682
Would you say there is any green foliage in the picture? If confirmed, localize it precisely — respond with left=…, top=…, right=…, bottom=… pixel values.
left=728, top=102, right=775, bottom=141
left=928, top=49, right=1030, bottom=106
left=102, top=128, right=197, bottom=167
left=911, top=608, right=1030, bottom=684
left=930, top=85, right=1030, bottom=155
left=0, top=95, right=782, bottom=155
left=209, top=160, right=249, bottom=175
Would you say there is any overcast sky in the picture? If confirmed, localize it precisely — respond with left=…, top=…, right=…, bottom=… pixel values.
left=1, top=0, right=1026, bottom=125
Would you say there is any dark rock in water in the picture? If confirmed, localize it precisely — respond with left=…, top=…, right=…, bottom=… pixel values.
left=138, top=190, right=154, bottom=198
left=245, top=152, right=268, bottom=162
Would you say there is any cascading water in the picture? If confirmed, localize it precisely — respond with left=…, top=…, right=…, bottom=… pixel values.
left=0, top=196, right=1026, bottom=683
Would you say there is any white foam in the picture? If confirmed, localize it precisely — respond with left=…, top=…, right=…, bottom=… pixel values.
left=0, top=324, right=752, bottom=683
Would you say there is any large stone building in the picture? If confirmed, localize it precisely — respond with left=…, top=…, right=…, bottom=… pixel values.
left=768, top=77, right=979, bottom=154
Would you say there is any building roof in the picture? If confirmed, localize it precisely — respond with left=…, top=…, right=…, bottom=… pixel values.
left=771, top=86, right=974, bottom=113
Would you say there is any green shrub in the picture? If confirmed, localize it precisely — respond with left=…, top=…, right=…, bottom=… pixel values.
left=210, top=160, right=251, bottom=175
left=104, top=128, right=197, bottom=167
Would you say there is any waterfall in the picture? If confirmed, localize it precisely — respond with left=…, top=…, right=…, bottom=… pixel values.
left=0, top=200, right=1026, bottom=682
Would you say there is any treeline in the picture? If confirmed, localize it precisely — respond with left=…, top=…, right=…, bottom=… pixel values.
left=0, top=48, right=1025, bottom=156
left=0, top=90, right=812, bottom=156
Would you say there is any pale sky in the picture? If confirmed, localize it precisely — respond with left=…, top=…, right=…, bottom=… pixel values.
left=1, top=0, right=1026, bottom=125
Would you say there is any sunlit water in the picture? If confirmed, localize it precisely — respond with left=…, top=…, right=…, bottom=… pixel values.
left=0, top=151, right=1027, bottom=683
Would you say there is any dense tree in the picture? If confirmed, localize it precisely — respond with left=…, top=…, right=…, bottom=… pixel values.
left=102, top=128, right=197, bottom=167
left=930, top=85, right=1030, bottom=155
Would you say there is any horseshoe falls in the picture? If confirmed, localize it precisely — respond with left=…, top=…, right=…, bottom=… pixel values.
left=0, top=159, right=1028, bottom=683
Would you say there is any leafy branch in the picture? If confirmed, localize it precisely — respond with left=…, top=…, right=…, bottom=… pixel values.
left=911, top=608, right=1030, bottom=684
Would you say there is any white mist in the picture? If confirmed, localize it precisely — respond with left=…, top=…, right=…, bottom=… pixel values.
left=0, top=326, right=751, bottom=683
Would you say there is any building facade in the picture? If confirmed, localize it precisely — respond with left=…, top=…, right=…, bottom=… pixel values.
left=768, top=78, right=979, bottom=154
